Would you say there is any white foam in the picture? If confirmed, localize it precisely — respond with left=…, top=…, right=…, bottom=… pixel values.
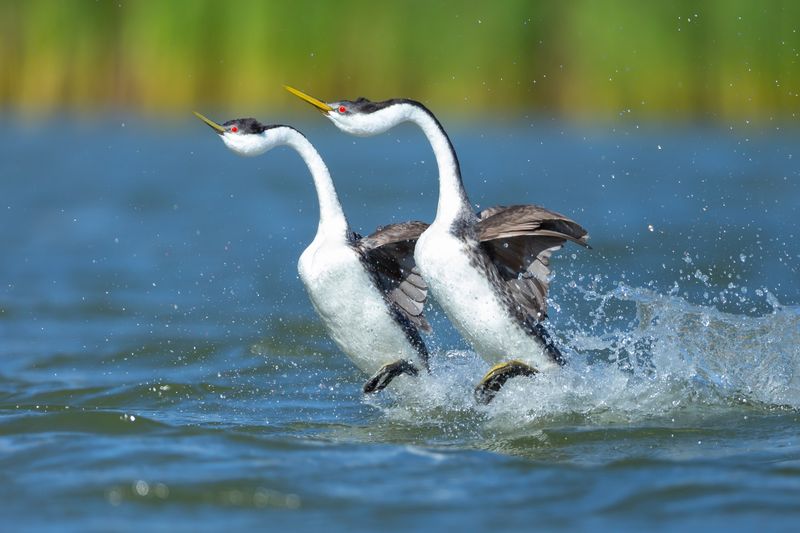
left=373, top=284, right=800, bottom=428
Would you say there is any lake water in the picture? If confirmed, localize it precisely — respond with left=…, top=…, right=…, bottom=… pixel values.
left=1, top=115, right=799, bottom=531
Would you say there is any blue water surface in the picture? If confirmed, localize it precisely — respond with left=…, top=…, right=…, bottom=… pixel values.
left=1, top=114, right=799, bottom=531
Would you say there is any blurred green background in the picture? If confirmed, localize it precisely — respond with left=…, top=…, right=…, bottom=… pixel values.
left=1, top=0, right=798, bottom=120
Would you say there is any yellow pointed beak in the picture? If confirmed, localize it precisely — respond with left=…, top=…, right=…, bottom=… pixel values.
left=193, top=111, right=226, bottom=134
left=283, top=85, right=333, bottom=113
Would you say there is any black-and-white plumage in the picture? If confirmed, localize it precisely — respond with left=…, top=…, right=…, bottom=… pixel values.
left=194, top=112, right=430, bottom=388
left=283, top=88, right=589, bottom=374
left=475, top=204, right=589, bottom=322
left=356, top=220, right=432, bottom=332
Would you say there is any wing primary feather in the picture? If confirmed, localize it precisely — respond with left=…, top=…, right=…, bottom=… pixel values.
left=355, top=221, right=432, bottom=335
left=475, top=205, right=589, bottom=320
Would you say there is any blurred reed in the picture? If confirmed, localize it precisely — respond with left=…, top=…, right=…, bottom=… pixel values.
left=0, top=0, right=798, bottom=120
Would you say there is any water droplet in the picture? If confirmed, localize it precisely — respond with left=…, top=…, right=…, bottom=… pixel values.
left=134, top=480, right=150, bottom=496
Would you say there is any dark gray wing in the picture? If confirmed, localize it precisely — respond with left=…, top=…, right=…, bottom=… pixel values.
left=476, top=205, right=589, bottom=320
left=356, top=221, right=431, bottom=332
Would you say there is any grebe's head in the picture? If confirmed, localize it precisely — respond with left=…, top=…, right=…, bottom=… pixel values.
left=194, top=112, right=287, bottom=157
left=284, top=86, right=416, bottom=137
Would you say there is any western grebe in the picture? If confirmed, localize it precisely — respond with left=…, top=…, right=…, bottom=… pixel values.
left=284, top=88, right=589, bottom=403
left=195, top=111, right=431, bottom=394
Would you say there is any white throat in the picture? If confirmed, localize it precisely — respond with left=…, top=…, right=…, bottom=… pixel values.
left=239, top=127, right=350, bottom=241
left=401, top=104, right=473, bottom=226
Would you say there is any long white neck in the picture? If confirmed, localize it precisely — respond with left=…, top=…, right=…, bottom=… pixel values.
left=278, top=127, right=349, bottom=240
left=404, top=104, right=473, bottom=226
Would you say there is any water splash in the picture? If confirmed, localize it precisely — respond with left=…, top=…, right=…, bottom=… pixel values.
left=377, top=283, right=800, bottom=427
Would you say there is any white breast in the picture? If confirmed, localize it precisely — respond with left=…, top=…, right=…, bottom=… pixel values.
left=297, top=237, right=423, bottom=375
left=415, top=225, right=558, bottom=371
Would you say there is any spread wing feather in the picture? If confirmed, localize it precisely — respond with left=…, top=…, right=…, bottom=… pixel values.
left=476, top=205, right=589, bottom=320
left=356, top=221, right=431, bottom=332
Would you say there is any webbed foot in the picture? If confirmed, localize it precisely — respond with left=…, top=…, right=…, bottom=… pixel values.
left=474, top=360, right=538, bottom=404
left=363, top=359, right=419, bottom=394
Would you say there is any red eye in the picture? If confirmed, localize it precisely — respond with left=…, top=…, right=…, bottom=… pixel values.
left=338, top=106, right=346, bottom=114
left=231, top=126, right=239, bottom=133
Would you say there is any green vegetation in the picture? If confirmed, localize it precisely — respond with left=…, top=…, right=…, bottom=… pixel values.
left=1, top=0, right=798, bottom=120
